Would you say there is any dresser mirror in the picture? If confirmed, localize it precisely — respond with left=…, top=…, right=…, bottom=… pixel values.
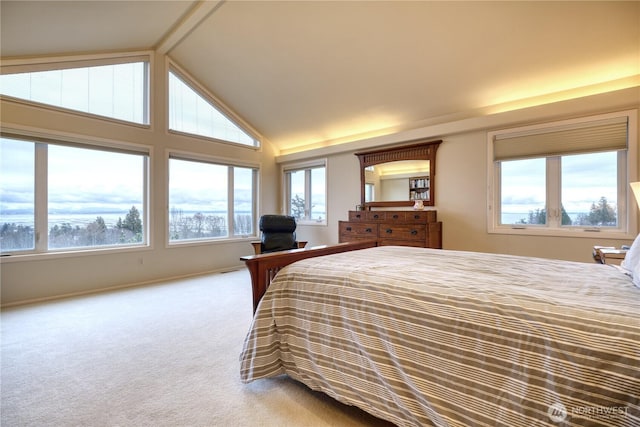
left=355, top=140, right=442, bottom=209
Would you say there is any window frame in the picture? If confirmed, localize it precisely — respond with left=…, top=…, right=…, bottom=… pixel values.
left=0, top=127, right=152, bottom=258
left=166, top=150, right=259, bottom=246
left=282, top=159, right=328, bottom=226
left=166, top=60, right=261, bottom=149
left=487, top=110, right=638, bottom=239
left=0, top=51, right=152, bottom=127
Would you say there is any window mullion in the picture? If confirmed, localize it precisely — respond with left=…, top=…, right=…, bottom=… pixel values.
left=547, top=157, right=561, bottom=227
left=617, top=150, right=628, bottom=230
left=34, top=143, right=48, bottom=251
left=283, top=171, right=291, bottom=216
left=304, top=169, right=312, bottom=219
left=142, top=155, right=150, bottom=245
left=228, top=166, right=234, bottom=237
left=493, top=161, right=502, bottom=229
left=143, top=61, right=150, bottom=125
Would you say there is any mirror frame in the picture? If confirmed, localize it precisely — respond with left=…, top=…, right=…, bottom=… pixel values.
left=355, top=139, right=442, bottom=209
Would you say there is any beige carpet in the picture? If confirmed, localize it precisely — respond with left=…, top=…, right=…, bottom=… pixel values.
left=1, top=269, right=394, bottom=427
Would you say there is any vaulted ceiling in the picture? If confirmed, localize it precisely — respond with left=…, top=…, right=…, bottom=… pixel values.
left=1, top=1, right=639, bottom=155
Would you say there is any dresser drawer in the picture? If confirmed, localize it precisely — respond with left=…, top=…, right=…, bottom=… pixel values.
left=339, top=221, right=377, bottom=241
left=378, top=239, right=426, bottom=248
left=385, top=212, right=406, bottom=222
left=382, top=211, right=429, bottom=222
left=347, top=211, right=389, bottom=221
left=406, top=210, right=437, bottom=222
left=348, top=211, right=367, bottom=221
left=340, top=210, right=442, bottom=248
left=366, top=211, right=387, bottom=221
left=348, top=210, right=437, bottom=222
left=379, top=224, right=426, bottom=241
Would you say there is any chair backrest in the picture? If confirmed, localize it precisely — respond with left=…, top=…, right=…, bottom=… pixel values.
left=259, top=215, right=298, bottom=253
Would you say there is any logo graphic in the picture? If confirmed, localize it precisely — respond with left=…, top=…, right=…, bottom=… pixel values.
left=548, top=402, right=568, bottom=423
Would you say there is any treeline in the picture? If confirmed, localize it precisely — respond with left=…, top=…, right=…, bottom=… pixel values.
left=1, top=206, right=144, bottom=251
left=168, top=207, right=252, bottom=240
left=1, top=206, right=256, bottom=252
left=519, top=197, right=617, bottom=226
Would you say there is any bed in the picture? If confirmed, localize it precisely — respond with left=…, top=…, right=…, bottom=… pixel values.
left=239, top=244, right=640, bottom=426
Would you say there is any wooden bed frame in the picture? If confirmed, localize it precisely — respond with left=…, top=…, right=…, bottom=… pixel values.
left=240, top=240, right=378, bottom=313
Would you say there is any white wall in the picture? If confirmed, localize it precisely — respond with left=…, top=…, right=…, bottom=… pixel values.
left=293, top=88, right=640, bottom=263
left=380, top=177, right=408, bottom=201
left=0, top=54, right=281, bottom=305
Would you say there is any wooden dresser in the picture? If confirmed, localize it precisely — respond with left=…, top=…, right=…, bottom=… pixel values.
left=339, top=210, right=442, bottom=248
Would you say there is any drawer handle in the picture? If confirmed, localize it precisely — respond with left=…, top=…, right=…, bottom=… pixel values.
left=411, top=229, right=418, bottom=235
left=355, top=214, right=361, bottom=219
left=386, top=228, right=393, bottom=234
left=392, top=214, right=399, bottom=219
left=365, top=228, right=373, bottom=233
left=414, top=214, right=420, bottom=219
left=373, top=214, right=380, bottom=219
left=346, top=226, right=352, bottom=231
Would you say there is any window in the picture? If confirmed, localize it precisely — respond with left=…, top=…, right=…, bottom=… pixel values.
left=168, top=154, right=257, bottom=243
left=0, top=135, right=149, bottom=254
left=0, top=57, right=149, bottom=124
left=488, top=111, right=637, bottom=237
left=284, top=161, right=327, bottom=224
left=168, top=69, right=259, bottom=148
left=365, top=183, right=375, bottom=202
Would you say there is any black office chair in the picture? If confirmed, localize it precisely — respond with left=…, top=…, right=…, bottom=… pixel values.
left=250, top=215, right=307, bottom=255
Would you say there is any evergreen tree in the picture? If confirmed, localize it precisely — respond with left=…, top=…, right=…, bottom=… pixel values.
left=560, top=206, right=572, bottom=226
left=123, top=206, right=143, bottom=235
left=290, top=194, right=306, bottom=219
left=587, top=197, right=616, bottom=226
left=86, top=216, right=107, bottom=245
left=527, top=208, right=546, bottom=225
left=117, top=206, right=143, bottom=242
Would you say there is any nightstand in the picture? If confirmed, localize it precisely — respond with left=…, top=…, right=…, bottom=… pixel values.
left=593, top=246, right=628, bottom=265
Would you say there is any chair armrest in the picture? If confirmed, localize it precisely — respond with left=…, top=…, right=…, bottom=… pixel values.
left=250, top=241, right=262, bottom=255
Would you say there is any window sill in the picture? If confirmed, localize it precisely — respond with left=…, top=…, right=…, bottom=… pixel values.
left=488, top=226, right=636, bottom=240
left=0, top=244, right=152, bottom=263
left=296, top=220, right=327, bottom=227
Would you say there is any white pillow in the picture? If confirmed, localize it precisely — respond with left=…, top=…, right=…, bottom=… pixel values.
left=621, top=233, right=640, bottom=276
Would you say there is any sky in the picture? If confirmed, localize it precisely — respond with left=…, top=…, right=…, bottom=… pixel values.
left=0, top=138, right=145, bottom=218
left=0, top=141, right=260, bottom=220
left=500, top=151, right=618, bottom=215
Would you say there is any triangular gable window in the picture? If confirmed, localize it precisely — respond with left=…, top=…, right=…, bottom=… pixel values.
left=168, top=70, right=258, bottom=148
left=0, top=59, right=149, bottom=125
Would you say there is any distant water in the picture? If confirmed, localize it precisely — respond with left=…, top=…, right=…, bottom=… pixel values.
left=0, top=209, right=278, bottom=228
left=501, top=212, right=585, bottom=224
left=1, top=213, right=127, bottom=228
left=1, top=212, right=230, bottom=228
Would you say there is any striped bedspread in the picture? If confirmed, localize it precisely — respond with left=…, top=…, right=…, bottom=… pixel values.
left=239, top=246, right=640, bottom=427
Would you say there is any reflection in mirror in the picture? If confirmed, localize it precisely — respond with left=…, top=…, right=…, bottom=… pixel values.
left=365, top=160, right=430, bottom=202
left=356, top=140, right=442, bottom=208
